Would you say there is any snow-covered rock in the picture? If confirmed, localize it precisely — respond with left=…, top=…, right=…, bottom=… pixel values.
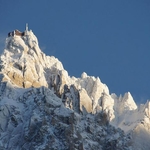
left=0, top=28, right=149, bottom=149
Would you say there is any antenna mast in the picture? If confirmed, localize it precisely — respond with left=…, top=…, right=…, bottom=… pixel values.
left=26, top=23, right=28, bottom=31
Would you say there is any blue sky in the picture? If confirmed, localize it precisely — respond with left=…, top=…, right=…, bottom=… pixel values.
left=0, top=0, right=150, bottom=104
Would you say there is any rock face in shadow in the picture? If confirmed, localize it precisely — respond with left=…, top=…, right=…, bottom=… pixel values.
left=0, top=83, right=132, bottom=150
left=0, top=30, right=150, bottom=149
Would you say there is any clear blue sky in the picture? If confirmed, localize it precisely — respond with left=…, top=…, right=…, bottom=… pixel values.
left=0, top=0, right=150, bottom=104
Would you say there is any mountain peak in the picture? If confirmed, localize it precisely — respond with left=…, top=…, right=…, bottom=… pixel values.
left=1, top=30, right=64, bottom=89
left=0, top=29, right=150, bottom=149
left=122, top=92, right=137, bottom=110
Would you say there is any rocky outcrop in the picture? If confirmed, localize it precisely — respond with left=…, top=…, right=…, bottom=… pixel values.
left=0, top=31, right=110, bottom=114
left=0, top=82, right=131, bottom=150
